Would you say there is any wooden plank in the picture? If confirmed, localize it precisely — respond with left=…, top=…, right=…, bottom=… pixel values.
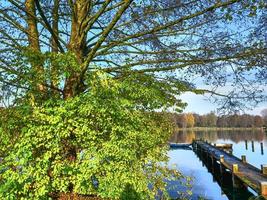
left=194, top=140, right=267, bottom=199
left=169, top=143, right=191, bottom=148
left=214, top=143, right=233, bottom=149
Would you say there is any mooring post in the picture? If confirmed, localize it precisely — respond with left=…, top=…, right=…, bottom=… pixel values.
left=261, top=165, right=267, bottom=175
left=241, top=155, right=246, bottom=163
left=220, top=155, right=224, bottom=163
left=211, top=151, right=215, bottom=174
left=232, top=164, right=239, bottom=173
left=245, top=140, right=248, bottom=150
left=211, top=154, right=214, bottom=166
left=252, top=141, right=255, bottom=152
left=261, top=142, right=264, bottom=155
left=206, top=148, right=209, bottom=160
left=261, top=182, right=267, bottom=196
left=219, top=155, right=224, bottom=174
left=232, top=164, right=244, bottom=189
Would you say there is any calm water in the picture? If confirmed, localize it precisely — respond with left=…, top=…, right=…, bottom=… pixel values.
left=167, top=130, right=267, bottom=200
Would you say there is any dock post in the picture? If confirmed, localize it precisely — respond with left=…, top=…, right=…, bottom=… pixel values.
left=211, top=151, right=215, bottom=174
left=219, top=155, right=224, bottom=174
left=245, top=140, right=248, bottom=150
left=232, top=164, right=244, bottom=189
left=261, top=165, right=267, bottom=175
left=261, top=142, right=264, bottom=155
left=220, top=155, right=224, bottom=163
left=241, top=155, right=246, bottom=163
left=261, top=182, right=267, bottom=196
left=211, top=155, right=214, bottom=166
left=252, top=141, right=255, bottom=152
left=232, top=164, right=239, bottom=173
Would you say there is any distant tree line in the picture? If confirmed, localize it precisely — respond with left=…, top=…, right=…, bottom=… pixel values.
left=171, top=112, right=267, bottom=128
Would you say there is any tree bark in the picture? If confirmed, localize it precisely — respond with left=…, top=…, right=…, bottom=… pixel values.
left=63, top=0, right=91, bottom=99
left=51, top=0, right=60, bottom=97
left=25, top=0, right=46, bottom=96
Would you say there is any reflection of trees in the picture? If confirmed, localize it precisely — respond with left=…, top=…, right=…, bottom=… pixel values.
left=169, top=130, right=195, bottom=143
left=170, top=130, right=265, bottom=143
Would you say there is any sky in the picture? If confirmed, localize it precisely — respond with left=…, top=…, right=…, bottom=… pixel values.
left=180, top=92, right=267, bottom=115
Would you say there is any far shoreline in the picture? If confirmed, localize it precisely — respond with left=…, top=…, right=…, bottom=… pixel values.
left=175, top=127, right=265, bottom=131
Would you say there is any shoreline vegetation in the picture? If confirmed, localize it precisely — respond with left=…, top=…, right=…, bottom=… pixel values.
left=175, top=127, right=265, bottom=131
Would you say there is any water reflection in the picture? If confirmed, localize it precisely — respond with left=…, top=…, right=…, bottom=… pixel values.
left=170, top=130, right=266, bottom=144
left=168, top=149, right=229, bottom=200
left=168, top=130, right=267, bottom=200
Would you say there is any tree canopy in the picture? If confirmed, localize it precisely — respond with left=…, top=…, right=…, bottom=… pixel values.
left=0, top=0, right=266, bottom=106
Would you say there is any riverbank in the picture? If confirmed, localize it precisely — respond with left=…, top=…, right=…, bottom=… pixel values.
left=175, top=127, right=264, bottom=131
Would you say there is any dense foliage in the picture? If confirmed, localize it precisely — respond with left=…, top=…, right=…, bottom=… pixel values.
left=0, top=71, right=184, bottom=199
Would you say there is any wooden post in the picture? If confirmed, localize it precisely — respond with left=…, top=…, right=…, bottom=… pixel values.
left=211, top=152, right=215, bottom=174
left=245, top=140, right=248, bottom=150
left=261, top=182, right=267, bottom=196
left=232, top=173, right=243, bottom=189
left=219, top=155, right=224, bottom=174
left=232, top=164, right=239, bottom=173
left=220, top=155, right=224, bottom=163
left=252, top=141, right=255, bottom=152
left=261, top=165, right=267, bottom=175
left=211, top=155, right=214, bottom=166
left=232, top=164, right=244, bottom=189
left=261, top=142, right=264, bottom=155
left=241, top=155, right=246, bottom=163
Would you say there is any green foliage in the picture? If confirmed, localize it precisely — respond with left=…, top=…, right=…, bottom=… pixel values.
left=0, top=71, right=183, bottom=199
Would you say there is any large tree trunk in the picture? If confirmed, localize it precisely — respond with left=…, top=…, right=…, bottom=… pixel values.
left=50, top=0, right=60, bottom=98
left=61, top=3, right=92, bottom=195
left=63, top=0, right=91, bottom=99
left=25, top=0, right=46, bottom=97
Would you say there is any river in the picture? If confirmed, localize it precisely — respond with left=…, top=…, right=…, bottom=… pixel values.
left=167, top=130, right=267, bottom=200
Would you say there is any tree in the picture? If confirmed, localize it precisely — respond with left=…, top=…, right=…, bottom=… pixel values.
left=261, top=109, right=267, bottom=117
left=254, top=115, right=264, bottom=127
left=193, top=113, right=201, bottom=127
left=261, top=109, right=267, bottom=126
left=0, top=0, right=265, bottom=105
left=217, top=115, right=228, bottom=127
left=0, top=0, right=266, bottom=199
left=205, top=112, right=217, bottom=127
left=181, top=113, right=187, bottom=128
left=0, top=73, right=181, bottom=199
left=185, top=113, right=195, bottom=128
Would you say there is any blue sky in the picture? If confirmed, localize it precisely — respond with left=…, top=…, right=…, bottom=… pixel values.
left=181, top=92, right=267, bottom=115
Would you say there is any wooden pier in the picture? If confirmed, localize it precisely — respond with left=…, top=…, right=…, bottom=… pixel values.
left=193, top=140, right=267, bottom=199
left=169, top=143, right=192, bottom=150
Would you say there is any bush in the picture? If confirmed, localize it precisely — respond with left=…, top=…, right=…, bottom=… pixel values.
left=0, top=72, right=182, bottom=199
